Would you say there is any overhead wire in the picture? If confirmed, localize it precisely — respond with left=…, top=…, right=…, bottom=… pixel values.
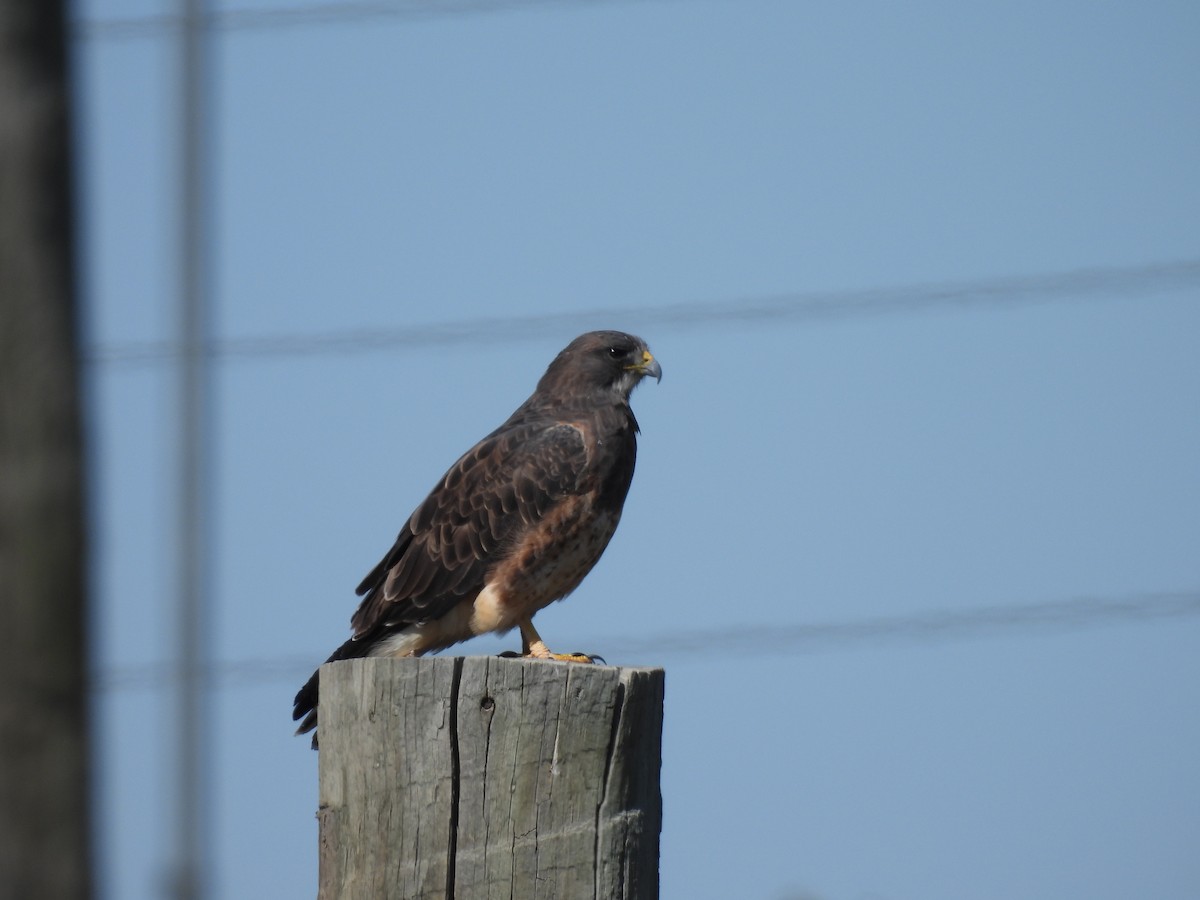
left=605, top=588, right=1200, bottom=658
left=91, top=588, right=1200, bottom=692
left=76, top=0, right=665, bottom=40
left=86, top=258, right=1200, bottom=368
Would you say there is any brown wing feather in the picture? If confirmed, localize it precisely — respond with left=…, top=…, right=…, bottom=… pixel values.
left=348, top=420, right=589, bottom=638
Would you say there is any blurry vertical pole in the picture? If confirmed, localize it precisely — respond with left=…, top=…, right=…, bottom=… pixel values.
left=0, top=1, right=92, bottom=898
left=171, top=0, right=213, bottom=899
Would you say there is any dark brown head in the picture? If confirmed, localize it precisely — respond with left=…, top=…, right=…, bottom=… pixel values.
left=535, top=331, right=662, bottom=405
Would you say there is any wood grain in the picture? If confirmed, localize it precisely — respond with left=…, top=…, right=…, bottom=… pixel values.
left=317, top=657, right=663, bottom=900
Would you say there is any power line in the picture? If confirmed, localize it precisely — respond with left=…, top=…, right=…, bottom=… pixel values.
left=607, top=589, right=1200, bottom=658
left=86, top=258, right=1200, bottom=368
left=75, top=0, right=658, bottom=40
left=92, top=588, right=1200, bottom=692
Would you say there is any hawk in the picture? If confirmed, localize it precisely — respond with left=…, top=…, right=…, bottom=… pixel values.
left=292, top=331, right=661, bottom=744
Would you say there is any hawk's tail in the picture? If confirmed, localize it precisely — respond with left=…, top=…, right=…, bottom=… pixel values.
left=291, top=635, right=371, bottom=750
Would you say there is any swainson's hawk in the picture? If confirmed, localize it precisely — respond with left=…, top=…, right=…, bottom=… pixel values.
left=292, top=331, right=661, bottom=745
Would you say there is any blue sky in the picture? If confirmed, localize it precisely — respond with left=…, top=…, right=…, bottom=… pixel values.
left=77, top=1, right=1199, bottom=898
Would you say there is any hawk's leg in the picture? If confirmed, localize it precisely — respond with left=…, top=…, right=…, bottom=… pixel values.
left=517, top=619, right=597, bottom=663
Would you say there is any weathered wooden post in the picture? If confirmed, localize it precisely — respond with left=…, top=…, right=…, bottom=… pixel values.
left=316, top=657, right=664, bottom=900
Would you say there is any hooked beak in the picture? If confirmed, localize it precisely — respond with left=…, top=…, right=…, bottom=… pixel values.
left=631, top=350, right=662, bottom=383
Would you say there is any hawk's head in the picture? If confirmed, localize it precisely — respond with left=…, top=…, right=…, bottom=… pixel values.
left=538, top=331, right=662, bottom=403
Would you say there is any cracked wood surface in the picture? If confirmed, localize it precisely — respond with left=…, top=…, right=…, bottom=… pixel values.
left=317, top=657, right=664, bottom=900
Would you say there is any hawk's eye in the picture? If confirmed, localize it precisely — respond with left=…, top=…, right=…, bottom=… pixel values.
left=607, top=347, right=623, bottom=359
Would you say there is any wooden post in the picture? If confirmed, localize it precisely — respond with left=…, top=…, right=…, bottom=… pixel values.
left=0, top=1, right=91, bottom=897
left=316, top=657, right=664, bottom=900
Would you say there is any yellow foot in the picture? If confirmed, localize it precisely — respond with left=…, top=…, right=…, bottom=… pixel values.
left=524, top=640, right=600, bottom=663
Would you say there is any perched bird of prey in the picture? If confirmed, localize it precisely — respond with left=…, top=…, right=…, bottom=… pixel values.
left=293, top=330, right=661, bottom=744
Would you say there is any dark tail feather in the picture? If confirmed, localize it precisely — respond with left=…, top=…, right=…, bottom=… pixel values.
left=292, top=635, right=371, bottom=749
